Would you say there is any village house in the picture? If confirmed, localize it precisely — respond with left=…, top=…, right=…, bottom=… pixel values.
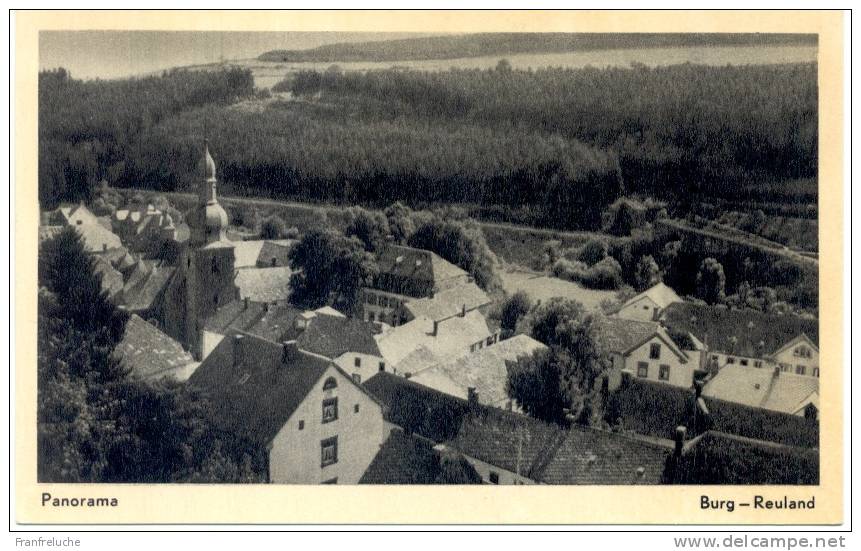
left=660, top=303, right=819, bottom=377
left=361, top=244, right=473, bottom=325
left=112, top=203, right=186, bottom=256
left=363, top=372, right=672, bottom=485
left=374, top=309, right=497, bottom=376
left=397, top=281, right=491, bottom=325
left=40, top=203, right=123, bottom=254
left=592, top=315, right=699, bottom=389
left=201, top=299, right=383, bottom=381
left=188, top=331, right=387, bottom=484
left=409, top=334, right=547, bottom=411
left=701, top=364, right=819, bottom=418
left=614, top=281, right=683, bottom=321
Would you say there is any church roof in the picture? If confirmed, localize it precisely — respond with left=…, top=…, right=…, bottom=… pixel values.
left=235, top=267, right=293, bottom=303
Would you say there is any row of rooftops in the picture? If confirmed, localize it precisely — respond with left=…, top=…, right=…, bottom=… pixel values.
left=618, top=282, right=819, bottom=359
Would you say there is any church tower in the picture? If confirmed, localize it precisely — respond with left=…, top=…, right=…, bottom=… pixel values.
left=178, top=141, right=238, bottom=359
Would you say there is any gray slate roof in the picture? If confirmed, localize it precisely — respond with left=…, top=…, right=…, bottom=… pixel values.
left=661, top=303, right=818, bottom=357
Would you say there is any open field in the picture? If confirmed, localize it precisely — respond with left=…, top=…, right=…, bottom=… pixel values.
left=189, top=44, right=819, bottom=90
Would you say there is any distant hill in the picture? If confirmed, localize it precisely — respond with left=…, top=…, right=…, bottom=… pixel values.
left=258, top=32, right=818, bottom=63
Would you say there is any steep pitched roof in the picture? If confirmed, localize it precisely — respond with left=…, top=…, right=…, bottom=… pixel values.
left=363, top=373, right=670, bottom=484
left=403, top=282, right=490, bottom=322
left=74, top=222, right=123, bottom=253
left=187, top=331, right=333, bottom=445
left=234, top=266, right=293, bottom=303
left=410, top=335, right=547, bottom=408
left=91, top=255, right=125, bottom=298
left=204, top=299, right=270, bottom=335
left=358, top=429, right=444, bottom=485
left=296, top=314, right=383, bottom=359
left=702, top=364, right=819, bottom=415
left=121, top=263, right=175, bottom=312
left=592, top=315, right=687, bottom=361
left=661, top=303, right=819, bottom=357
left=523, top=426, right=670, bottom=484
left=675, top=431, right=819, bottom=484
left=377, top=245, right=466, bottom=285
left=622, top=282, right=682, bottom=310
left=115, top=314, right=194, bottom=380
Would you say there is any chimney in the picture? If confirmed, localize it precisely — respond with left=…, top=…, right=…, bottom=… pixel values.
left=282, top=340, right=298, bottom=364
left=233, top=334, right=244, bottom=369
left=674, top=426, right=687, bottom=457
left=460, top=303, right=467, bottom=317
left=431, top=320, right=439, bottom=337
left=467, top=387, right=478, bottom=404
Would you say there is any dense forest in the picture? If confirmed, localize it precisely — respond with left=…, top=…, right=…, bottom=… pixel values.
left=258, top=32, right=817, bottom=62
left=288, top=63, right=817, bottom=207
left=38, top=67, right=253, bottom=208
left=39, top=60, right=817, bottom=234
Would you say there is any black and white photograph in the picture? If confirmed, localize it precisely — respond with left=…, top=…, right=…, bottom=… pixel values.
left=13, top=9, right=848, bottom=528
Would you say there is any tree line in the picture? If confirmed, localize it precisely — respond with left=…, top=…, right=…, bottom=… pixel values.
left=38, top=67, right=254, bottom=208
left=288, top=62, right=817, bottom=209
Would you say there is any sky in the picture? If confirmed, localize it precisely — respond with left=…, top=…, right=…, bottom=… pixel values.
left=39, top=31, right=437, bottom=80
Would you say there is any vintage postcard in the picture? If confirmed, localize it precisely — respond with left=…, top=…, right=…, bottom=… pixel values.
left=13, top=10, right=845, bottom=525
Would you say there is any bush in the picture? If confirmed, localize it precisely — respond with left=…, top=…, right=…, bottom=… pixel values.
left=577, top=238, right=609, bottom=266
left=260, top=215, right=288, bottom=239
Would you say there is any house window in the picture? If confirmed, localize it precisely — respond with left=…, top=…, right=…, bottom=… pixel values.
left=712, top=355, right=718, bottom=361
left=323, top=377, right=338, bottom=390
left=781, top=363, right=791, bottom=372
left=354, top=357, right=361, bottom=368
left=322, top=397, right=338, bottom=423
left=649, top=343, right=661, bottom=359
left=726, top=357, right=736, bottom=364
left=211, top=256, right=219, bottom=274
left=489, top=471, right=499, bottom=485
left=486, top=336, right=494, bottom=346
left=795, top=365, right=806, bottom=376
left=794, top=346, right=812, bottom=359
left=379, top=362, right=385, bottom=372
left=298, top=420, right=304, bottom=430
left=739, top=359, right=749, bottom=367
left=321, top=478, right=338, bottom=485
left=352, top=374, right=361, bottom=384
left=321, top=437, right=338, bottom=467
left=637, top=362, right=649, bottom=378
left=659, top=365, right=670, bottom=381
left=354, top=404, right=360, bottom=413
left=754, top=360, right=763, bottom=368
left=368, top=294, right=377, bottom=305
left=813, top=367, right=820, bottom=377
